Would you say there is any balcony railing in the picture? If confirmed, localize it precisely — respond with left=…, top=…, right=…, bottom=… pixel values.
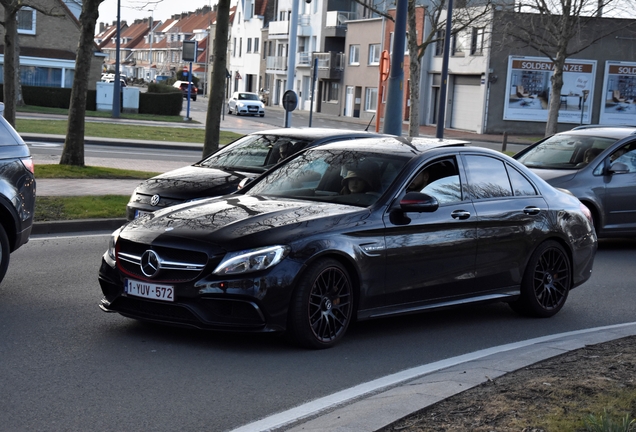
left=298, top=52, right=311, bottom=67
left=266, top=56, right=287, bottom=72
left=269, top=20, right=289, bottom=36
left=313, top=52, right=345, bottom=80
left=325, top=11, right=357, bottom=27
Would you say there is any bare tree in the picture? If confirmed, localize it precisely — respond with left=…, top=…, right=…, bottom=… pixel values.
left=59, top=0, right=104, bottom=166
left=0, top=0, right=64, bottom=126
left=499, top=0, right=635, bottom=136
left=203, top=0, right=231, bottom=158
left=406, top=0, right=493, bottom=136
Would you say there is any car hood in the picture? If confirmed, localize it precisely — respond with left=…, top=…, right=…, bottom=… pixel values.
left=121, top=195, right=368, bottom=249
left=134, top=165, right=257, bottom=200
left=527, top=168, right=577, bottom=185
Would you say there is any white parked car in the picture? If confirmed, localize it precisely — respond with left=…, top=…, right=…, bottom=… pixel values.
left=228, top=91, right=265, bottom=117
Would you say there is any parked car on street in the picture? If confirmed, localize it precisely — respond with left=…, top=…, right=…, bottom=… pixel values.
left=126, top=128, right=383, bottom=220
left=0, top=115, right=36, bottom=284
left=514, top=125, right=636, bottom=238
left=173, top=80, right=197, bottom=101
left=100, top=137, right=597, bottom=348
left=228, top=91, right=265, bottom=116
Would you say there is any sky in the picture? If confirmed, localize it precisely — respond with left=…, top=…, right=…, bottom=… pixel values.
left=97, top=0, right=215, bottom=27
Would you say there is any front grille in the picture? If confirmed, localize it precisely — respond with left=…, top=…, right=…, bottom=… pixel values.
left=115, top=297, right=201, bottom=324
left=133, top=192, right=185, bottom=209
left=117, top=239, right=217, bottom=283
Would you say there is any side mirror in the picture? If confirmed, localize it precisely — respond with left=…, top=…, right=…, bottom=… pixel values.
left=609, top=161, right=629, bottom=174
left=237, top=177, right=255, bottom=190
left=399, top=192, right=439, bottom=213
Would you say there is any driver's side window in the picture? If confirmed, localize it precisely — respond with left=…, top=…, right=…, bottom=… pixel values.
left=610, top=143, right=636, bottom=173
left=407, top=159, right=462, bottom=205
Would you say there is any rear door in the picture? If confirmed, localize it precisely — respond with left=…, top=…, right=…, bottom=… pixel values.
left=601, top=142, right=636, bottom=233
left=462, top=153, right=548, bottom=290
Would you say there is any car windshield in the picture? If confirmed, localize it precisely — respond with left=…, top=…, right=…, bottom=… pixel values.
left=239, top=93, right=259, bottom=100
left=516, top=134, right=616, bottom=169
left=246, top=149, right=409, bottom=207
left=196, top=134, right=309, bottom=172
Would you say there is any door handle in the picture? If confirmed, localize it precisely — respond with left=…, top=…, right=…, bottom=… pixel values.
left=523, top=206, right=541, bottom=215
left=451, top=210, right=471, bottom=220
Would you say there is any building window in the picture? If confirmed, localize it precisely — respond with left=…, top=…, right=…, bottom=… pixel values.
left=326, top=81, right=339, bottom=102
left=18, top=7, right=36, bottom=35
left=368, top=44, right=380, bottom=65
left=435, top=29, right=445, bottom=56
left=365, top=87, right=378, bottom=112
left=452, top=30, right=469, bottom=57
left=254, top=37, right=260, bottom=53
left=247, top=38, right=252, bottom=53
left=349, top=45, right=360, bottom=65
left=233, top=38, right=237, bottom=57
left=471, top=27, right=485, bottom=55
left=239, top=38, right=243, bottom=57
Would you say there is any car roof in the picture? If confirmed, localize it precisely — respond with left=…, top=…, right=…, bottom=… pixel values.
left=250, top=127, right=384, bottom=140
left=305, top=136, right=469, bottom=155
left=562, top=125, right=636, bottom=140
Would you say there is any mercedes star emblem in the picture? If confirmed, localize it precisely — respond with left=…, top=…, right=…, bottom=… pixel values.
left=150, top=195, right=161, bottom=206
left=140, top=250, right=161, bottom=278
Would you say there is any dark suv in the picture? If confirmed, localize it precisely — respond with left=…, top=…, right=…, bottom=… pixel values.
left=0, top=115, right=36, bottom=283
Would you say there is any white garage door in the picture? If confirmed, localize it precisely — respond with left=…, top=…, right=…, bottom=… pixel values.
left=451, top=76, right=483, bottom=132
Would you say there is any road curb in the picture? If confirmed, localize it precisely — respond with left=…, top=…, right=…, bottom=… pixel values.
left=32, top=218, right=126, bottom=235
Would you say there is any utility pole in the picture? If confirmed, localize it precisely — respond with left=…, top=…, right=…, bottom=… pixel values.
left=112, top=0, right=121, bottom=118
left=435, top=0, right=453, bottom=138
left=285, top=0, right=300, bottom=127
left=382, top=0, right=407, bottom=136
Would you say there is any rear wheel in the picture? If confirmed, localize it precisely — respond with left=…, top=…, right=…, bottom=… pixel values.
left=287, top=258, right=353, bottom=349
left=510, top=240, right=571, bottom=317
left=0, top=224, right=10, bottom=285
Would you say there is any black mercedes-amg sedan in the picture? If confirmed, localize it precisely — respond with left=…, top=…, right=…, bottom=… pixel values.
left=99, top=136, right=597, bottom=348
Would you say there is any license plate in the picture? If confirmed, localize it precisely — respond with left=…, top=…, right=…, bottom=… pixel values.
left=125, top=279, right=174, bottom=302
left=135, top=209, right=151, bottom=218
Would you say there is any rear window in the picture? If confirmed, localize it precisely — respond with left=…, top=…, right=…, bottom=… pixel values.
left=0, top=118, right=22, bottom=146
left=516, top=134, right=616, bottom=169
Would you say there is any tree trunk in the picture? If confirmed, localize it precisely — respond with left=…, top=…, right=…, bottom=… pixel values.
left=407, top=0, right=420, bottom=137
left=60, top=0, right=103, bottom=166
left=2, top=5, right=19, bottom=127
left=545, top=51, right=566, bottom=136
left=203, top=0, right=231, bottom=158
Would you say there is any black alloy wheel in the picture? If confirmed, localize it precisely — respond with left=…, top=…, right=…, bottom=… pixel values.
left=510, top=240, right=571, bottom=318
left=288, top=258, right=353, bottom=349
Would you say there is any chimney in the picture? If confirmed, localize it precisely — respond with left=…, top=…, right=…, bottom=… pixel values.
left=99, top=22, right=106, bottom=33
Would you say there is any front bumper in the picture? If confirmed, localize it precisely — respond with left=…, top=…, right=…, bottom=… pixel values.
left=98, top=254, right=299, bottom=332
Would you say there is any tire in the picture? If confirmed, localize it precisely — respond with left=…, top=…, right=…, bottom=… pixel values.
left=0, top=224, right=10, bottom=285
left=228, top=107, right=232, bottom=115
left=509, top=240, right=571, bottom=318
left=260, top=114, right=264, bottom=117
left=287, top=258, right=354, bottom=349
left=192, top=95, right=197, bottom=101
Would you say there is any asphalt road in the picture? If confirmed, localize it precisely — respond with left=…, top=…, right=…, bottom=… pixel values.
left=1, top=235, right=634, bottom=431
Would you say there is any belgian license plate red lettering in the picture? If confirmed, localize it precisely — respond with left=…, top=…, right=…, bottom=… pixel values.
left=125, top=279, right=174, bottom=302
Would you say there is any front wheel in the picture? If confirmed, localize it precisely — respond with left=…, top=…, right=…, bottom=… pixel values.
left=287, top=258, right=354, bottom=349
left=509, top=240, right=571, bottom=317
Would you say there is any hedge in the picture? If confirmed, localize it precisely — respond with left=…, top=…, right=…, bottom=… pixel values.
left=0, top=84, right=183, bottom=116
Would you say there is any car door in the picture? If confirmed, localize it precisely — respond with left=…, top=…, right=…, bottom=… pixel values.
left=600, top=143, right=636, bottom=233
left=462, top=153, right=549, bottom=291
left=229, top=92, right=238, bottom=110
left=379, top=156, right=478, bottom=309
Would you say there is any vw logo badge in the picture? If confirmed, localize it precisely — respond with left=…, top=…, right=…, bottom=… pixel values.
left=150, top=195, right=161, bottom=207
left=140, top=250, right=161, bottom=278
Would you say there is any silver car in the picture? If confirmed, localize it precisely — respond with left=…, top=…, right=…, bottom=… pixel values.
left=228, top=91, right=265, bottom=117
left=514, top=125, right=636, bottom=237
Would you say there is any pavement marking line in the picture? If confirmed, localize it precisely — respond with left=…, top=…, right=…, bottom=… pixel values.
left=229, top=322, right=636, bottom=432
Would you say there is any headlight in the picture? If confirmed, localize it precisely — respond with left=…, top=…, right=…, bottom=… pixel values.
left=213, top=246, right=289, bottom=275
left=107, top=227, right=123, bottom=261
left=238, top=102, right=245, bottom=107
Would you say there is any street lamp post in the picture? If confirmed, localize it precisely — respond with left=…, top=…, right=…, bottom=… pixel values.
left=148, top=9, right=154, bottom=82
left=112, top=0, right=121, bottom=118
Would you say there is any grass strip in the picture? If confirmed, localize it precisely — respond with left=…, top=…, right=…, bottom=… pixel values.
left=35, top=196, right=129, bottom=221
left=16, top=119, right=242, bottom=145
left=17, top=105, right=189, bottom=123
left=35, top=164, right=161, bottom=179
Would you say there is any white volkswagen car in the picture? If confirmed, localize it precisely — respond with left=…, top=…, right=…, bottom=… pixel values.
left=228, top=91, right=265, bottom=117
